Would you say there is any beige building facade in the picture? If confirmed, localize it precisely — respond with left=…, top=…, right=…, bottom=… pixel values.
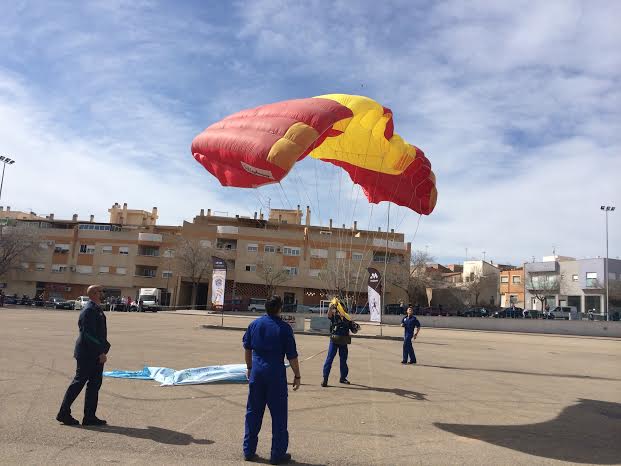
left=2, top=204, right=410, bottom=310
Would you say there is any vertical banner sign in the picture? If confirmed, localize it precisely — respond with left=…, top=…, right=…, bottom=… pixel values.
left=211, top=257, right=227, bottom=309
left=367, top=267, right=382, bottom=323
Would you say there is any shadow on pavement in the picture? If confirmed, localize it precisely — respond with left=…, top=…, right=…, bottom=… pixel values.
left=339, top=383, right=428, bottom=401
left=251, top=457, right=325, bottom=466
left=83, top=424, right=214, bottom=445
left=420, top=364, right=621, bottom=381
left=435, top=399, right=621, bottom=464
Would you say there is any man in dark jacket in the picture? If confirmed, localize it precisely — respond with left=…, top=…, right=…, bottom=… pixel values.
left=56, top=284, right=111, bottom=426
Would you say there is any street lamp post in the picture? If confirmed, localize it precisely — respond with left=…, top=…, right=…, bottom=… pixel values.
left=0, top=156, right=16, bottom=201
left=600, top=205, right=615, bottom=321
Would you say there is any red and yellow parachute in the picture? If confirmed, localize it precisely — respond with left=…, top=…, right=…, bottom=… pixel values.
left=191, top=94, right=437, bottom=215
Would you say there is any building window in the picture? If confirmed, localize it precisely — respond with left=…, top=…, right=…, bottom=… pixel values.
left=245, top=264, right=257, bottom=272
left=586, top=272, right=598, bottom=287
left=76, top=265, right=93, bottom=274
left=572, top=274, right=578, bottom=282
left=309, top=269, right=320, bottom=277
left=99, top=266, right=110, bottom=274
left=284, top=266, right=298, bottom=276
left=79, top=244, right=96, bottom=254
left=162, top=271, right=173, bottom=278
left=116, top=267, right=127, bottom=275
left=119, top=246, right=129, bottom=255
left=512, top=276, right=521, bottom=284
left=311, top=248, right=328, bottom=258
left=36, top=264, right=45, bottom=271
left=283, top=247, right=300, bottom=256
left=39, top=241, right=49, bottom=249
left=264, top=245, right=276, bottom=253
left=102, top=245, right=112, bottom=254
left=199, top=240, right=212, bottom=249
left=247, top=244, right=258, bottom=253
left=52, top=264, right=67, bottom=273
left=163, top=248, right=175, bottom=258
left=336, top=250, right=346, bottom=259
left=319, top=230, right=332, bottom=236
left=352, top=252, right=363, bottom=261
left=501, top=276, right=509, bottom=283
left=54, top=244, right=70, bottom=253
left=21, top=262, right=29, bottom=270
left=138, top=246, right=160, bottom=256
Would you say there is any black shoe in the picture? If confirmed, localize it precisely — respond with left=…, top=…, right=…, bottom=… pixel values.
left=401, top=361, right=407, bottom=364
left=244, top=453, right=257, bottom=461
left=339, top=378, right=350, bottom=384
left=270, top=453, right=291, bottom=465
left=56, top=413, right=80, bottom=426
left=321, top=379, right=328, bottom=387
left=82, top=416, right=107, bottom=426
left=407, top=361, right=417, bottom=365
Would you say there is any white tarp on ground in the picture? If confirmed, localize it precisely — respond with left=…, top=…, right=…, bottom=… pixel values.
left=104, top=364, right=248, bottom=386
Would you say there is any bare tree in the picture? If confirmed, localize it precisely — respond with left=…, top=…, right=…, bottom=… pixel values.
left=176, top=238, right=226, bottom=309
left=386, top=250, right=438, bottom=305
left=318, top=261, right=366, bottom=307
left=256, top=254, right=290, bottom=298
left=525, top=272, right=561, bottom=312
left=0, top=224, right=40, bottom=278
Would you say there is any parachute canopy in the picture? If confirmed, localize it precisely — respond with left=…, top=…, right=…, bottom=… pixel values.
left=191, top=94, right=437, bottom=215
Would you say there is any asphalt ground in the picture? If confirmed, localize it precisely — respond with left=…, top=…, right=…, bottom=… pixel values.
left=0, top=308, right=619, bottom=466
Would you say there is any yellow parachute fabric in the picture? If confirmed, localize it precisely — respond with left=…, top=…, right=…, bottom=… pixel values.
left=330, top=297, right=352, bottom=321
left=309, top=94, right=418, bottom=175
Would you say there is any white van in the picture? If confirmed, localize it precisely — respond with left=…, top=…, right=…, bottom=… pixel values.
left=248, top=298, right=267, bottom=312
left=546, top=306, right=578, bottom=320
left=74, top=296, right=89, bottom=310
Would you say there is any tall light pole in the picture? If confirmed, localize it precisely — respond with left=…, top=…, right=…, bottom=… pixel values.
left=601, top=205, right=615, bottom=321
left=0, top=156, right=16, bottom=201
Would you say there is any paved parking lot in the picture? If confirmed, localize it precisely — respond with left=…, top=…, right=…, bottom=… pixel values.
left=0, top=308, right=619, bottom=465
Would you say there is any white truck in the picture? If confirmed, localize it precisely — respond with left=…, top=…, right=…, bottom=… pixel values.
left=136, top=288, right=161, bottom=312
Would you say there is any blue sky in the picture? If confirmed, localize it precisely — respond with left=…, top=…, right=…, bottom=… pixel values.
left=1, top=0, right=619, bottom=265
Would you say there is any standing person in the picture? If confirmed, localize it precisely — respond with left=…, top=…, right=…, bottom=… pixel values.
left=401, top=306, right=421, bottom=364
left=399, top=300, right=405, bottom=315
left=321, top=299, right=359, bottom=387
left=243, top=295, right=301, bottom=465
left=56, top=284, right=110, bottom=426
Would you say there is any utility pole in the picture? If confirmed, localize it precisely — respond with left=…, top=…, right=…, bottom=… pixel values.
left=0, top=156, right=16, bottom=201
left=601, top=206, right=615, bottom=321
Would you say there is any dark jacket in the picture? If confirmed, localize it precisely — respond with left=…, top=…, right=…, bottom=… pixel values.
left=74, top=301, right=111, bottom=360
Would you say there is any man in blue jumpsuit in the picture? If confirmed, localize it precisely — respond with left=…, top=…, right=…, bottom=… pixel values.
left=243, top=295, right=301, bottom=465
left=321, top=302, right=352, bottom=387
left=401, top=305, right=421, bottom=364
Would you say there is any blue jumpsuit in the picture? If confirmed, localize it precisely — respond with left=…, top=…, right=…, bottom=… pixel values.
left=243, top=315, right=298, bottom=462
left=322, top=313, right=350, bottom=381
left=401, top=315, right=421, bottom=363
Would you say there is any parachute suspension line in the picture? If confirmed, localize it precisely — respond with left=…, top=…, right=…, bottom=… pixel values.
left=380, top=202, right=392, bottom=336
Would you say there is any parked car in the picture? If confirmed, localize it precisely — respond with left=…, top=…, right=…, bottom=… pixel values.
left=545, top=306, right=578, bottom=320
left=5, top=295, right=18, bottom=305
left=494, top=307, right=524, bottom=318
left=248, top=298, right=267, bottom=312
left=307, top=305, right=322, bottom=313
left=223, top=298, right=243, bottom=312
left=74, top=296, right=89, bottom=310
left=462, top=307, right=490, bottom=318
left=46, top=297, right=74, bottom=310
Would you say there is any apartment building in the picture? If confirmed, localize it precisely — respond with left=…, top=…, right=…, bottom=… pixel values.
left=2, top=203, right=410, bottom=309
left=524, top=256, right=621, bottom=316
left=498, top=267, right=524, bottom=308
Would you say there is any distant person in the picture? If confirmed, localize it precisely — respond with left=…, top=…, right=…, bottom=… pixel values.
left=242, top=295, right=300, bottom=464
left=138, top=299, right=144, bottom=312
left=399, top=300, right=405, bottom=315
left=0, top=290, right=4, bottom=307
left=56, top=285, right=110, bottom=426
left=401, top=306, right=421, bottom=364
